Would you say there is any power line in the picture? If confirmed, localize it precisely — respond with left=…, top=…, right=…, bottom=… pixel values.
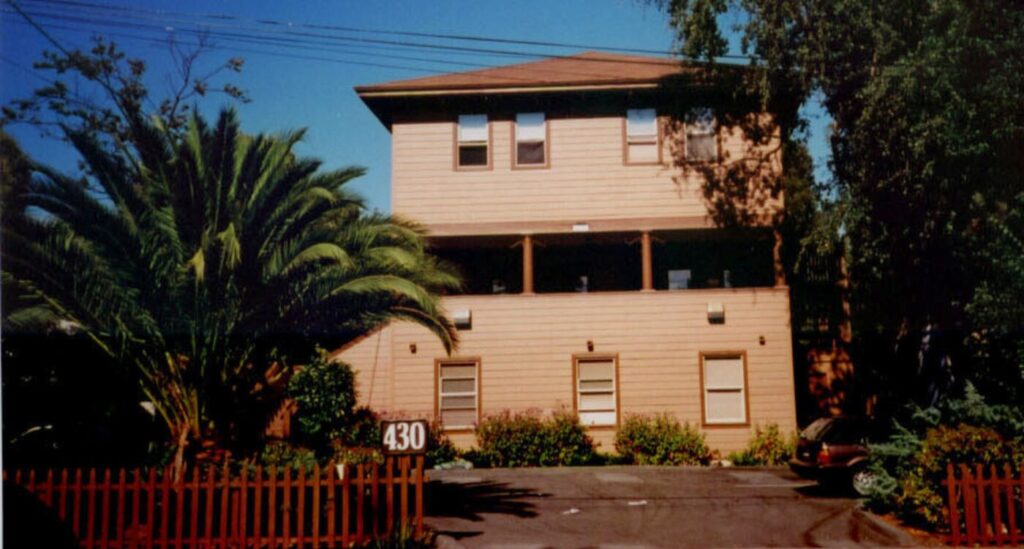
left=24, top=0, right=707, bottom=58
left=3, top=7, right=741, bottom=83
left=17, top=0, right=753, bottom=64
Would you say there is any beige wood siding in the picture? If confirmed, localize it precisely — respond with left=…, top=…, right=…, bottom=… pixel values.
left=335, top=288, right=796, bottom=454
left=391, top=116, right=781, bottom=228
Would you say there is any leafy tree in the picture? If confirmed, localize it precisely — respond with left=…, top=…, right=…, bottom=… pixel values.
left=1, top=109, right=460, bottom=476
left=657, top=0, right=1024, bottom=412
left=2, top=34, right=247, bottom=144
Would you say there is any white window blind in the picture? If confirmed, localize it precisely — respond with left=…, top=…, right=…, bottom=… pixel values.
left=439, top=361, right=478, bottom=429
left=702, top=355, right=746, bottom=424
left=577, top=357, right=616, bottom=426
left=458, top=115, right=488, bottom=142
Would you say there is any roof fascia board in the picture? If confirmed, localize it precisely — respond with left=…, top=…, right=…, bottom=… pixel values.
left=357, top=82, right=660, bottom=98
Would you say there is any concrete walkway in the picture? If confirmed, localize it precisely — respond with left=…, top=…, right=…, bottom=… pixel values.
left=425, top=466, right=915, bottom=548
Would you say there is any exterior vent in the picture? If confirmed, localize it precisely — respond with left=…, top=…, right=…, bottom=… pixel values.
left=453, top=309, right=472, bottom=330
left=707, top=303, right=725, bottom=324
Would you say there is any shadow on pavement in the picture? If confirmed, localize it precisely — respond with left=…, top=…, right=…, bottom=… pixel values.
left=426, top=479, right=545, bottom=522
left=3, top=481, right=82, bottom=549
left=796, top=482, right=860, bottom=499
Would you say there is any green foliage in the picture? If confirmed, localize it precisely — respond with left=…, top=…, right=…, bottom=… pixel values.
left=727, top=424, right=795, bottom=466
left=658, top=0, right=1024, bottom=413
left=425, top=421, right=459, bottom=468
left=473, top=410, right=596, bottom=467
left=287, top=355, right=360, bottom=457
left=0, top=107, right=461, bottom=473
left=359, top=524, right=435, bottom=549
left=866, top=383, right=1024, bottom=530
left=882, top=425, right=1022, bottom=529
left=614, top=413, right=710, bottom=466
left=257, top=441, right=318, bottom=472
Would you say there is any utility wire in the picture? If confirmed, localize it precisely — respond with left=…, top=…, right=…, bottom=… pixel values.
left=24, top=0, right=719, bottom=59
left=3, top=7, right=742, bottom=82
left=17, top=0, right=753, bottom=64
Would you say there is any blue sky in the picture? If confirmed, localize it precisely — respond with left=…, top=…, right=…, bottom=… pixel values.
left=1, top=0, right=832, bottom=212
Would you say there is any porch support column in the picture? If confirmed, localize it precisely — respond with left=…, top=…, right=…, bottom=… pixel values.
left=773, top=229, right=786, bottom=287
left=522, top=234, right=535, bottom=295
left=640, top=231, right=654, bottom=291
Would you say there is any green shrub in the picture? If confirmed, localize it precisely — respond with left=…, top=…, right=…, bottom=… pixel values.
left=541, top=410, right=597, bottom=466
left=474, top=410, right=596, bottom=467
left=727, top=424, right=795, bottom=466
left=614, top=413, right=710, bottom=465
left=426, top=420, right=459, bottom=467
left=287, top=353, right=358, bottom=458
left=890, top=424, right=1022, bottom=529
left=866, top=383, right=1024, bottom=531
left=258, top=441, right=319, bottom=471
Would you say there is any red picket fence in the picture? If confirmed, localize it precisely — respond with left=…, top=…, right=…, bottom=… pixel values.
left=4, top=455, right=425, bottom=548
left=944, top=463, right=1023, bottom=546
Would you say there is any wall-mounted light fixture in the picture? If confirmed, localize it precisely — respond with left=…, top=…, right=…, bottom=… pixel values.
left=707, top=302, right=725, bottom=324
left=587, top=340, right=595, bottom=352
left=759, top=335, right=766, bottom=346
left=453, top=309, right=472, bottom=330
left=572, top=222, right=590, bottom=233
left=409, top=343, right=417, bottom=354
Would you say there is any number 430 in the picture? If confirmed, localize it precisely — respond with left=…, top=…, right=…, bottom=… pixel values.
left=381, top=420, right=427, bottom=454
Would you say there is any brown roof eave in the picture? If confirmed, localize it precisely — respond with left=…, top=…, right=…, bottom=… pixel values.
left=354, top=80, right=663, bottom=98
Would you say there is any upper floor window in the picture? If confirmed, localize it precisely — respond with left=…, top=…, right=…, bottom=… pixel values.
left=514, top=112, right=547, bottom=167
left=685, top=108, right=718, bottom=162
left=456, top=114, right=489, bottom=168
left=625, top=108, right=660, bottom=164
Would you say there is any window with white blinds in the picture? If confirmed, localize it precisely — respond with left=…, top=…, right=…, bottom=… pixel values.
left=626, top=108, right=659, bottom=164
left=515, top=112, right=546, bottom=166
left=702, top=354, right=747, bottom=424
left=575, top=356, right=617, bottom=426
left=685, top=108, right=718, bottom=162
left=457, top=114, right=489, bottom=167
left=438, top=360, right=479, bottom=429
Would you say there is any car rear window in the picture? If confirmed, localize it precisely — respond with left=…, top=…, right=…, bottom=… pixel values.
left=801, top=418, right=832, bottom=440
left=801, top=418, right=866, bottom=443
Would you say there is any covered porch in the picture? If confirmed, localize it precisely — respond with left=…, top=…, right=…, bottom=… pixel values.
left=430, top=227, right=785, bottom=296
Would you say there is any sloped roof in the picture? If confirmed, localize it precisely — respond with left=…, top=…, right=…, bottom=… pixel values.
left=355, top=51, right=695, bottom=96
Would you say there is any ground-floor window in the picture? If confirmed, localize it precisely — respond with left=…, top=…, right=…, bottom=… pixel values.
left=436, top=359, right=480, bottom=430
left=574, top=355, right=618, bottom=426
left=700, top=352, right=749, bottom=425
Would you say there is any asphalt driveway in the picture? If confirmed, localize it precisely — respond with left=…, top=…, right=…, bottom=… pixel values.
left=425, top=466, right=915, bottom=548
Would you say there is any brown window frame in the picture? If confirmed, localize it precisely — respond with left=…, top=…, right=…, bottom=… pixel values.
left=512, top=112, right=550, bottom=169
left=698, top=351, right=750, bottom=427
left=434, top=357, right=482, bottom=432
left=572, top=353, right=620, bottom=428
left=623, top=108, right=663, bottom=166
left=453, top=115, right=492, bottom=171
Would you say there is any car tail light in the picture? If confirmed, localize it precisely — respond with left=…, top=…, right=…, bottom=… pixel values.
left=816, top=443, right=831, bottom=465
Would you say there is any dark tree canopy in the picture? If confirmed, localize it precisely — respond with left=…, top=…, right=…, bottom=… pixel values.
left=659, top=0, right=1024, bottom=408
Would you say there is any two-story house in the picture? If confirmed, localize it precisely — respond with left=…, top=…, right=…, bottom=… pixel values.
left=335, top=52, right=797, bottom=454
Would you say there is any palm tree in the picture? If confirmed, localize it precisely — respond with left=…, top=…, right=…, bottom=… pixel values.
left=1, top=110, right=459, bottom=475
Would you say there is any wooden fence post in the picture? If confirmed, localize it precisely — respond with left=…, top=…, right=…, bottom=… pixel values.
left=416, top=455, right=425, bottom=536
left=947, top=463, right=961, bottom=545
left=1005, top=464, right=1018, bottom=546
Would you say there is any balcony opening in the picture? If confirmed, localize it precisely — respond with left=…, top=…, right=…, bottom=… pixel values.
left=652, top=229, right=774, bottom=290
left=534, top=232, right=641, bottom=293
left=431, top=236, right=522, bottom=295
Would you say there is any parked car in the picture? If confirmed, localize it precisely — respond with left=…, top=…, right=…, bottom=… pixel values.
left=789, top=416, right=878, bottom=494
